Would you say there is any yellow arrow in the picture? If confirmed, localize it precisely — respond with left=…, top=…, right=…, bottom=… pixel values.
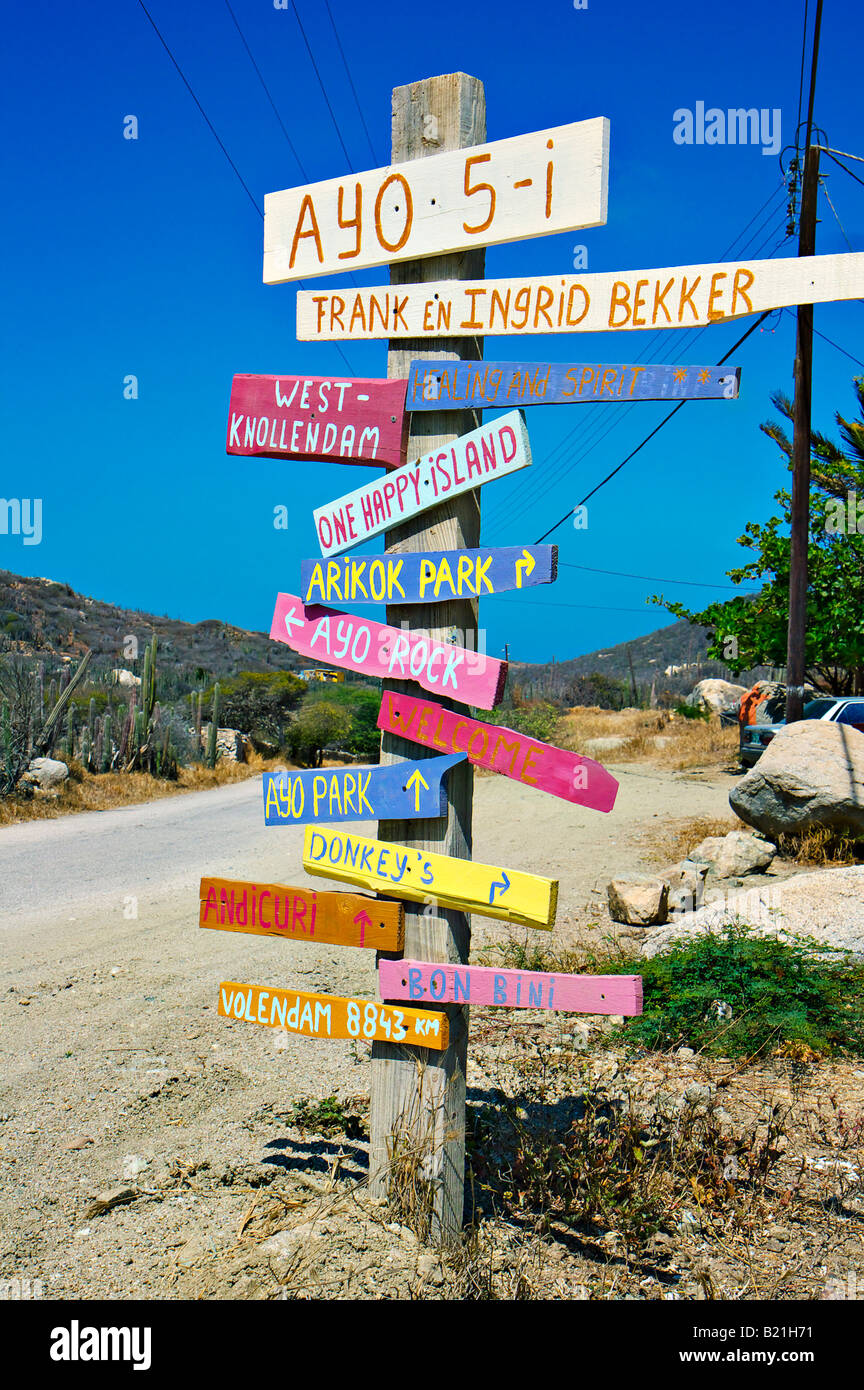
left=405, top=768, right=429, bottom=811
left=515, top=549, right=536, bottom=588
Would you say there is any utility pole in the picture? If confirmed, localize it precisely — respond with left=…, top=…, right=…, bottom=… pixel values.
left=371, top=73, right=485, bottom=1243
left=785, top=0, right=823, bottom=723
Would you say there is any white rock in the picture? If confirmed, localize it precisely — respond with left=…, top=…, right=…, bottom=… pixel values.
left=111, top=669, right=141, bottom=689
left=641, top=865, right=864, bottom=959
left=686, top=679, right=747, bottom=715
left=689, top=831, right=777, bottom=878
left=25, top=757, right=68, bottom=790
left=607, top=878, right=669, bottom=926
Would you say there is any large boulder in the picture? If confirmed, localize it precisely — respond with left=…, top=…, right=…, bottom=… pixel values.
left=730, top=721, right=864, bottom=837
left=199, top=728, right=250, bottom=763
left=641, top=866, right=864, bottom=959
left=607, top=878, right=669, bottom=926
left=689, top=830, right=777, bottom=878
left=686, top=678, right=747, bottom=715
left=24, top=757, right=69, bottom=790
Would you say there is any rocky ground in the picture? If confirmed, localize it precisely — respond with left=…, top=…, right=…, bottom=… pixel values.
left=1, top=738, right=862, bottom=1302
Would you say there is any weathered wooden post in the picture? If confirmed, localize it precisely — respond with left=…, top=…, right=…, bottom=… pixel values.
left=370, top=72, right=486, bottom=1242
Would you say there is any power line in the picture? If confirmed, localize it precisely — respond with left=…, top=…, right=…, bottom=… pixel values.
left=323, top=0, right=380, bottom=165
left=532, top=311, right=773, bottom=545
left=816, top=144, right=864, bottom=166
left=558, top=563, right=741, bottom=590
left=781, top=308, right=864, bottom=368
left=290, top=0, right=356, bottom=172
left=137, top=0, right=262, bottom=216
left=483, top=190, right=789, bottom=533
left=223, top=0, right=309, bottom=181
left=138, top=0, right=360, bottom=379
left=495, top=598, right=655, bottom=615
left=820, top=148, right=864, bottom=191
left=820, top=177, right=855, bottom=252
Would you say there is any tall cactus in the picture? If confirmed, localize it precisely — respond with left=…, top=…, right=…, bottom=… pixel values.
left=65, top=706, right=77, bottom=762
left=1, top=701, right=10, bottom=777
left=206, top=683, right=221, bottom=769
left=101, top=711, right=112, bottom=772
left=80, top=726, right=91, bottom=769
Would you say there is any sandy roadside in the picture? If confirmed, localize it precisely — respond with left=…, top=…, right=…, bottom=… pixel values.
left=0, top=761, right=740, bottom=1299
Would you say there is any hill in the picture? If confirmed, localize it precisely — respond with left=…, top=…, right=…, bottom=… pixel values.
left=510, top=618, right=776, bottom=704
left=0, top=569, right=307, bottom=683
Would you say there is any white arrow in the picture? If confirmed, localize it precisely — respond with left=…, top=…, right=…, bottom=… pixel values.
left=283, top=606, right=304, bottom=637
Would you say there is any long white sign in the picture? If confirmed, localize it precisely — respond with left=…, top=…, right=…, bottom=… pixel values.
left=296, top=252, right=864, bottom=340
left=313, top=411, right=531, bottom=558
left=264, top=118, right=609, bottom=284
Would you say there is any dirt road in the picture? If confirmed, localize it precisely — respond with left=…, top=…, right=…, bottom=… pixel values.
left=0, top=762, right=737, bottom=1299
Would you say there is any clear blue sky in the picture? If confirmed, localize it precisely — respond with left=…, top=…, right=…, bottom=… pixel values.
left=2, top=0, right=862, bottom=664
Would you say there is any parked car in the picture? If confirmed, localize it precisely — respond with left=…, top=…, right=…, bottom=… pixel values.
left=740, top=696, right=864, bottom=767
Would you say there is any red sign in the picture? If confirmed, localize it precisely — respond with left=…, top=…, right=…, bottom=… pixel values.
left=226, top=374, right=408, bottom=470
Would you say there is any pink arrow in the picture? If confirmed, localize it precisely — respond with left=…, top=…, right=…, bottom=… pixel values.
left=353, top=909, right=373, bottom=946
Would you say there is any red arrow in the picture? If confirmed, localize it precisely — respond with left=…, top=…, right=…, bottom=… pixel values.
left=353, top=909, right=373, bottom=946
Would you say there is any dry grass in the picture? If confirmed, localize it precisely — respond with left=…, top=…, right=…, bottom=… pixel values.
left=640, top=814, right=747, bottom=866
left=557, top=706, right=740, bottom=772
left=776, top=825, right=864, bottom=867
left=0, top=752, right=292, bottom=827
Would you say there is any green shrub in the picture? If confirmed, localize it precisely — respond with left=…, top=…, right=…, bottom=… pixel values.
left=674, top=701, right=710, bottom=722
left=618, top=926, right=864, bottom=1058
left=472, top=701, right=559, bottom=743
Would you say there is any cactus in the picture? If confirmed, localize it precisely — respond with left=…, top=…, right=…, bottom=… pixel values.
left=65, top=706, right=77, bottom=762
left=1, top=701, right=10, bottom=776
left=206, top=683, right=221, bottom=769
left=88, top=696, right=97, bottom=742
left=134, top=708, right=147, bottom=754
left=80, top=726, right=91, bottom=769
left=101, top=711, right=112, bottom=772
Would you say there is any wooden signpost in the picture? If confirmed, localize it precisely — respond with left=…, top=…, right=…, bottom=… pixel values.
left=297, top=251, right=864, bottom=341
left=406, top=359, right=741, bottom=408
left=301, top=544, right=557, bottom=605
left=226, top=374, right=408, bottom=469
left=269, top=592, right=508, bottom=709
left=379, top=959, right=643, bottom=1015
left=303, top=826, right=559, bottom=930
left=199, top=876, right=404, bottom=950
left=377, top=690, right=619, bottom=813
left=312, top=410, right=531, bottom=557
left=263, top=117, right=608, bottom=283
left=262, top=753, right=466, bottom=826
left=218, top=981, right=448, bottom=1049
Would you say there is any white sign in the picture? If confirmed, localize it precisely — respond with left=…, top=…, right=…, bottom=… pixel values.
left=264, top=118, right=609, bottom=283
left=296, top=251, right=864, bottom=340
left=312, top=411, right=531, bottom=557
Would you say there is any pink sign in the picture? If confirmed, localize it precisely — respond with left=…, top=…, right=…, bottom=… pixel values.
left=376, top=690, right=618, bottom=812
left=269, top=594, right=507, bottom=710
left=226, top=374, right=408, bottom=469
left=379, top=959, right=642, bottom=1015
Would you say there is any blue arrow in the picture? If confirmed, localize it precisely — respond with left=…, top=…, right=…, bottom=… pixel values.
left=489, top=872, right=510, bottom=904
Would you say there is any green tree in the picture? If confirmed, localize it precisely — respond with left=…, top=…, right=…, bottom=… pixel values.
left=203, top=671, right=306, bottom=745
left=653, top=379, right=864, bottom=694
left=287, top=700, right=353, bottom=768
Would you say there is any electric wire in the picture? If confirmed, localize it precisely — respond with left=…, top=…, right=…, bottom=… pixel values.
left=223, top=0, right=310, bottom=181
left=323, top=0, right=381, bottom=165
left=136, top=0, right=262, bottom=217
left=290, top=0, right=356, bottom=171
left=532, top=310, right=773, bottom=545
